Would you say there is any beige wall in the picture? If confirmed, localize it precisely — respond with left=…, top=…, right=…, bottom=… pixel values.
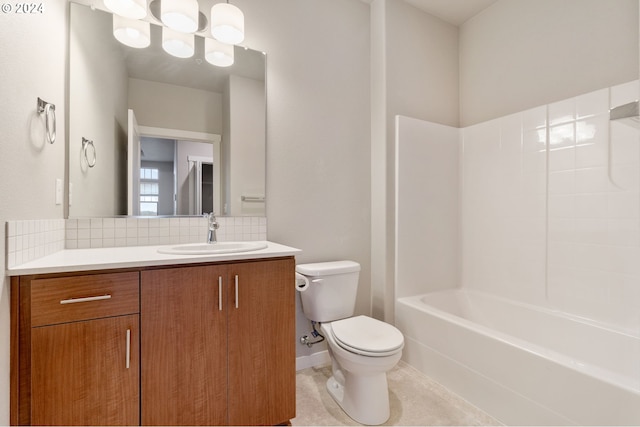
left=460, top=0, right=639, bottom=126
left=128, top=78, right=224, bottom=134
left=0, top=0, right=67, bottom=422
left=371, top=0, right=459, bottom=322
left=386, top=1, right=459, bottom=127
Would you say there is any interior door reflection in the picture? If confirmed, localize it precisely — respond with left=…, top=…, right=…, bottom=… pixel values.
left=139, top=136, right=219, bottom=216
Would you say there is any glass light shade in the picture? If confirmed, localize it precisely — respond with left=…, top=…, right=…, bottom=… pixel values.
left=104, top=0, right=146, bottom=19
left=210, top=3, right=244, bottom=45
left=205, top=38, right=234, bottom=67
left=113, top=15, right=150, bottom=48
left=161, top=0, right=199, bottom=33
left=162, top=27, right=195, bottom=58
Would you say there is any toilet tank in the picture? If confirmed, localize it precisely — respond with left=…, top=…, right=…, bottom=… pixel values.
left=296, top=261, right=360, bottom=323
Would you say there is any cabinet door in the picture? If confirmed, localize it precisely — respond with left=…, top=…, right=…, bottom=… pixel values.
left=141, top=266, right=228, bottom=426
left=227, top=258, right=296, bottom=425
left=31, top=315, right=139, bottom=426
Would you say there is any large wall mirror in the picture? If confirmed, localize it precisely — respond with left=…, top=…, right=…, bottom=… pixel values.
left=68, top=1, right=266, bottom=218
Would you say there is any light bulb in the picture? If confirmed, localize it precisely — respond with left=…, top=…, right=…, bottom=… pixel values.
left=161, top=0, right=199, bottom=33
left=113, top=15, right=150, bottom=48
left=205, top=38, right=234, bottom=67
left=126, top=27, right=140, bottom=39
left=210, top=2, right=244, bottom=45
left=162, top=27, right=195, bottom=58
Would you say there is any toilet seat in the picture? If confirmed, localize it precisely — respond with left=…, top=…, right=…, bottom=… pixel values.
left=329, top=315, right=404, bottom=357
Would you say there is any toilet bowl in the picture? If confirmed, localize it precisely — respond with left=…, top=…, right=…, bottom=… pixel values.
left=295, top=261, right=405, bottom=425
left=321, top=316, right=403, bottom=425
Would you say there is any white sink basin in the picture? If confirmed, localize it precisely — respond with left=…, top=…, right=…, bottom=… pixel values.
left=158, top=241, right=268, bottom=255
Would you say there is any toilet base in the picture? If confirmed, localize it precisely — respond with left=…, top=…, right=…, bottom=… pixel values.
left=326, top=371, right=391, bottom=426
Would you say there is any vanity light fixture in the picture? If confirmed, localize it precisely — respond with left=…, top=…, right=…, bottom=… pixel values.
left=113, top=15, right=151, bottom=48
left=210, top=1, right=245, bottom=45
left=103, top=0, right=146, bottom=20
left=161, top=0, right=199, bottom=33
left=205, top=38, right=234, bottom=67
left=107, top=0, right=246, bottom=68
left=162, top=27, right=195, bottom=58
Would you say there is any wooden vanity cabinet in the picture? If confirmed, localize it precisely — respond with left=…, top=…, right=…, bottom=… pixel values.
left=31, top=315, right=140, bottom=425
left=11, top=271, right=140, bottom=426
left=227, top=260, right=296, bottom=425
left=141, top=257, right=296, bottom=426
left=11, top=256, right=296, bottom=426
left=141, top=264, right=228, bottom=425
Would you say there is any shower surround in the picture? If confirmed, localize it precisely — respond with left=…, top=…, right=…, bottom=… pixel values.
left=460, top=80, right=640, bottom=330
left=394, top=80, right=640, bottom=424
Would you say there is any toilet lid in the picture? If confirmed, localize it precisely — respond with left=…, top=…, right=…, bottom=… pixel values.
left=330, top=315, right=404, bottom=356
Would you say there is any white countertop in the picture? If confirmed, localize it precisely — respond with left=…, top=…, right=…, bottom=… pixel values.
left=7, top=241, right=301, bottom=276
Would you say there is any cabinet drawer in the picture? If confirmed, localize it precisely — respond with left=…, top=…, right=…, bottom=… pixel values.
left=30, top=272, right=139, bottom=327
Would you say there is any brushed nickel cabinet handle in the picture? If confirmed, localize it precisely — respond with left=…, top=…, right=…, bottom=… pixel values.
left=126, top=329, right=131, bottom=369
left=218, top=276, right=223, bottom=311
left=60, top=294, right=111, bottom=304
left=234, top=275, right=239, bottom=309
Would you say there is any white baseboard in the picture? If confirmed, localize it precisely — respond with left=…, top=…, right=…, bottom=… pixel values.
left=296, top=350, right=330, bottom=371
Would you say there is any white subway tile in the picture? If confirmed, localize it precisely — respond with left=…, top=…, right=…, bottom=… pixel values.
left=549, top=98, right=576, bottom=125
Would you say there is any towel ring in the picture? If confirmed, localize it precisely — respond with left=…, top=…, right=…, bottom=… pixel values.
left=82, top=137, right=97, bottom=168
left=37, top=97, right=56, bottom=144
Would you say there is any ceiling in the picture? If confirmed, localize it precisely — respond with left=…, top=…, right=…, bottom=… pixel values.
left=403, top=0, right=499, bottom=26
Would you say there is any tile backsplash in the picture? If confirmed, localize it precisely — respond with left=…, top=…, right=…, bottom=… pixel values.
left=6, top=216, right=267, bottom=269
left=5, top=219, right=66, bottom=268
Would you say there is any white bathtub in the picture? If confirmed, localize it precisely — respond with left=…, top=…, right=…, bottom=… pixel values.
left=395, top=289, right=640, bottom=425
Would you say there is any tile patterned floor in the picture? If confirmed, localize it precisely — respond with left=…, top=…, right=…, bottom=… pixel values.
left=292, top=361, right=501, bottom=426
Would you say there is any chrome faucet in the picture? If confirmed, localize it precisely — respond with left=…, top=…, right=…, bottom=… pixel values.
left=205, top=212, right=219, bottom=244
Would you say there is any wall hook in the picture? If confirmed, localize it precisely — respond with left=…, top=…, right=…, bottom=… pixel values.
left=37, top=97, right=56, bottom=144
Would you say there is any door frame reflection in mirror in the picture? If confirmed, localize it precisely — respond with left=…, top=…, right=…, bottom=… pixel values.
left=137, top=126, right=221, bottom=217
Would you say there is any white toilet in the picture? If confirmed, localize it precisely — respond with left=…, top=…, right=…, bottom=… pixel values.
left=296, top=261, right=404, bottom=425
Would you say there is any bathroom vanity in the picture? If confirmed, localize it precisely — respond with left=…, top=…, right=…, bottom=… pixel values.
left=9, top=242, right=299, bottom=426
